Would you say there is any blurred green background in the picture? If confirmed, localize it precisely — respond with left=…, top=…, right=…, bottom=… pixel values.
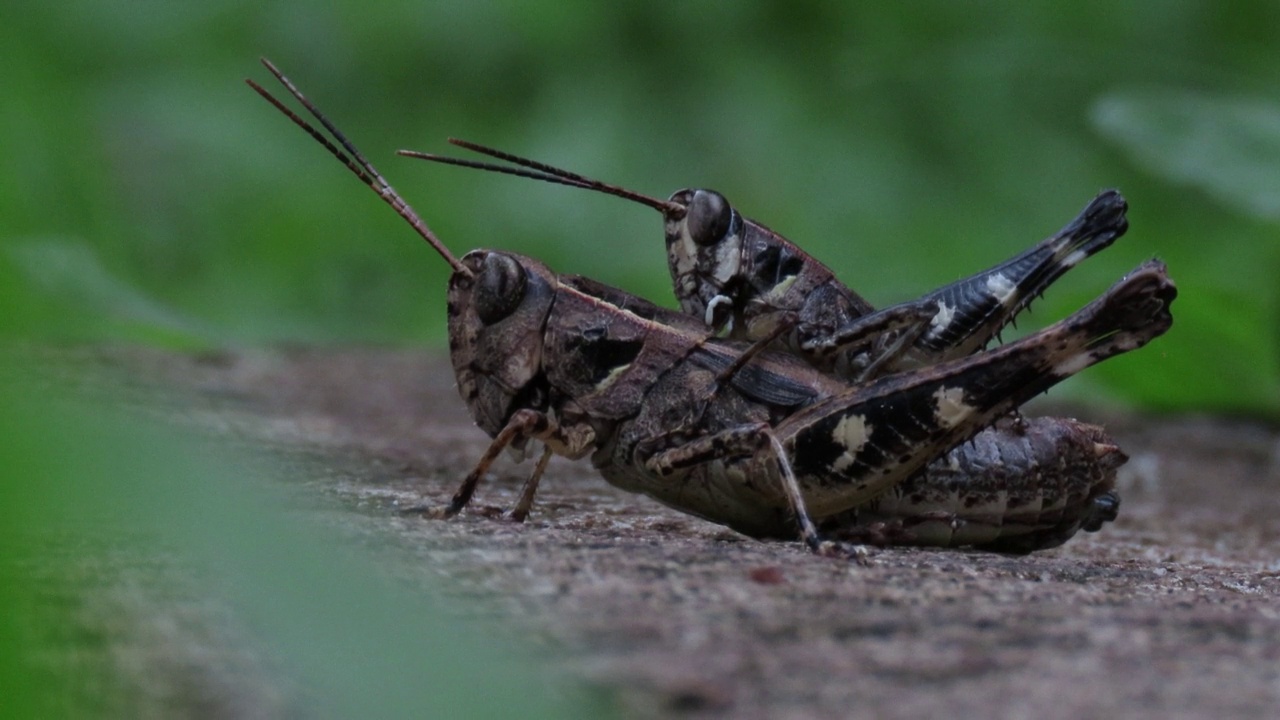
left=3, top=0, right=1278, bottom=414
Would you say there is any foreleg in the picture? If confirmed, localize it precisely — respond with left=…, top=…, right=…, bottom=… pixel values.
left=442, top=409, right=592, bottom=518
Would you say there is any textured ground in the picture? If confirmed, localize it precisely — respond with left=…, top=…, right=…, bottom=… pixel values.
left=18, top=347, right=1280, bottom=718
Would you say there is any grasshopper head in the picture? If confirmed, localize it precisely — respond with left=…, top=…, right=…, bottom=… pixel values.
left=664, top=188, right=865, bottom=342
left=245, top=62, right=557, bottom=446
left=663, top=188, right=745, bottom=329
left=447, top=250, right=556, bottom=438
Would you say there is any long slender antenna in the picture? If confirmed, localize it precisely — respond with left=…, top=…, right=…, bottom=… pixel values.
left=397, top=150, right=599, bottom=192
left=245, top=57, right=471, bottom=277
left=398, top=138, right=686, bottom=219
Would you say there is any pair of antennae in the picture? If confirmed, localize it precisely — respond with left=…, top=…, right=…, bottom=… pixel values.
left=245, top=58, right=472, bottom=277
left=398, top=141, right=686, bottom=219
left=246, top=57, right=686, bottom=276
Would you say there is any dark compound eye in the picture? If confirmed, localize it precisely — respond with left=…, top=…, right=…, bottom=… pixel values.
left=474, top=253, right=527, bottom=325
left=686, top=189, right=732, bottom=246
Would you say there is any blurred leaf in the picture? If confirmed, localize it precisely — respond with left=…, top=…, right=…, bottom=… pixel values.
left=1091, top=89, right=1280, bottom=221
left=6, top=239, right=217, bottom=347
left=4, top=2, right=1280, bottom=411
left=0, top=365, right=610, bottom=718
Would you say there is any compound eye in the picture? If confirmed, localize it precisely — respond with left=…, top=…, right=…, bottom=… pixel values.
left=686, top=190, right=732, bottom=246
left=474, top=253, right=527, bottom=325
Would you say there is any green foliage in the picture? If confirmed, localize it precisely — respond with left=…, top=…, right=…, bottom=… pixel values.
left=0, top=371, right=611, bottom=718
left=3, top=0, right=1277, bottom=413
left=1094, top=89, right=1280, bottom=221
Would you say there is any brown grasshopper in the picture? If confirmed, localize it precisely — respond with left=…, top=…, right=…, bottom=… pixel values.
left=247, top=59, right=1176, bottom=555
left=399, top=144, right=1147, bottom=551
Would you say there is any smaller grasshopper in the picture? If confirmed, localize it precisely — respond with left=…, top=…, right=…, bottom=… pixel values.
left=249, top=59, right=1175, bottom=555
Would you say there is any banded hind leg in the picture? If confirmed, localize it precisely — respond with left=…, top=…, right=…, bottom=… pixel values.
left=778, top=260, right=1174, bottom=529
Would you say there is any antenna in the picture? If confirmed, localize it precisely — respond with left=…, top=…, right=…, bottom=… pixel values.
left=245, top=57, right=471, bottom=277
left=397, top=150, right=599, bottom=192
left=398, top=138, right=686, bottom=219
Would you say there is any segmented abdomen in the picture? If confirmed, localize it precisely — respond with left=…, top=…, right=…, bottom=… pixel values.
left=821, top=416, right=1126, bottom=553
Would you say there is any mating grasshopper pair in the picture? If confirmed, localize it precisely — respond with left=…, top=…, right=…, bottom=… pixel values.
left=247, top=58, right=1175, bottom=555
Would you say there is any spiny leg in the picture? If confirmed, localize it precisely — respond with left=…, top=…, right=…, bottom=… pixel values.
left=888, top=190, right=1129, bottom=372
left=763, top=433, right=850, bottom=556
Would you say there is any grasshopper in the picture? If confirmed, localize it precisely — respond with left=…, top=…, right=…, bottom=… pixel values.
left=400, top=145, right=1150, bottom=551
left=248, top=59, right=1176, bottom=555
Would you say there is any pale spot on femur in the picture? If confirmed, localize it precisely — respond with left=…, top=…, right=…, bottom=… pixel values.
left=932, top=386, right=975, bottom=428
left=1052, top=352, right=1094, bottom=378
left=985, top=272, right=1017, bottom=305
left=929, top=301, right=956, bottom=335
left=830, top=413, right=872, bottom=473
